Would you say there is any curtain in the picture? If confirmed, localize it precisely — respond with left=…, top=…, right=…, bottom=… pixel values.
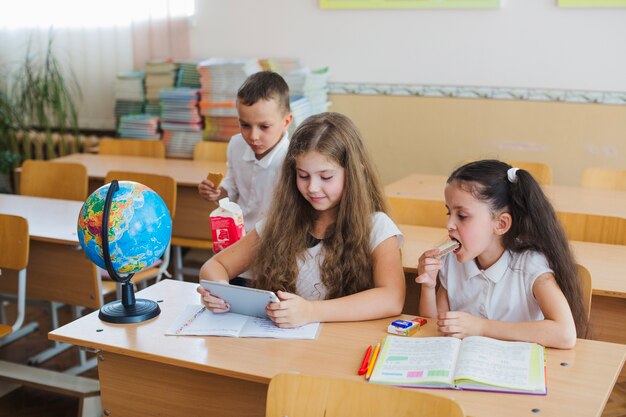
left=0, top=0, right=193, bottom=130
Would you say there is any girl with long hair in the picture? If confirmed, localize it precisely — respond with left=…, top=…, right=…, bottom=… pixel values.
left=417, top=159, right=587, bottom=348
left=198, top=112, right=405, bottom=327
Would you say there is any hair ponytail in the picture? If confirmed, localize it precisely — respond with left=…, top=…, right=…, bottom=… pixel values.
left=449, top=160, right=588, bottom=338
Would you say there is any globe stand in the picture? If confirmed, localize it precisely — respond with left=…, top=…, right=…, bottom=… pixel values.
left=98, top=180, right=161, bottom=324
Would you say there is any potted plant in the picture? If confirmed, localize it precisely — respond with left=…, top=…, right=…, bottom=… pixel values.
left=0, top=89, right=20, bottom=193
left=11, top=35, right=81, bottom=160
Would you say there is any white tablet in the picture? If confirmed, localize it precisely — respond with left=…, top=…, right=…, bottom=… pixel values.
left=200, top=280, right=280, bottom=318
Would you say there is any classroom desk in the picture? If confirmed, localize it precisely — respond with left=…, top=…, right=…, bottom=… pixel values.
left=386, top=173, right=626, bottom=245
left=52, top=153, right=227, bottom=240
left=385, top=173, right=626, bottom=220
left=0, top=194, right=101, bottom=309
left=50, top=280, right=626, bottom=417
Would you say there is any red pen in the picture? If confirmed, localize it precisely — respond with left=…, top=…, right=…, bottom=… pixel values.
left=357, top=345, right=373, bottom=375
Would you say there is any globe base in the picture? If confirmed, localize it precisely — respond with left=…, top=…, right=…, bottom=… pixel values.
left=99, top=299, right=161, bottom=324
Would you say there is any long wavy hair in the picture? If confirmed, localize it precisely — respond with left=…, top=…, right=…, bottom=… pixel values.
left=448, top=160, right=588, bottom=338
left=252, top=112, right=387, bottom=299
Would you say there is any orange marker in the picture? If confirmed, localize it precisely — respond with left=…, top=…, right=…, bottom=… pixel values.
left=365, top=341, right=381, bottom=380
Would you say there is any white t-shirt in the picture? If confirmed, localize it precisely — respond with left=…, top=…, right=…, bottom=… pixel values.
left=439, top=250, right=552, bottom=322
left=220, top=132, right=289, bottom=232
left=255, top=212, right=403, bottom=300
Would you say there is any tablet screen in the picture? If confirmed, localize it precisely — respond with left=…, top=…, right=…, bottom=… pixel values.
left=200, top=280, right=279, bottom=318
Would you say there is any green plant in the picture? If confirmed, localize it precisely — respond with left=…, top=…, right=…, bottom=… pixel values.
left=0, top=90, right=21, bottom=176
left=12, top=34, right=81, bottom=159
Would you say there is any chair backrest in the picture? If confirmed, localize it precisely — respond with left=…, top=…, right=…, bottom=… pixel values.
left=506, top=161, right=553, bottom=185
left=387, top=197, right=448, bottom=228
left=104, top=171, right=177, bottom=218
left=99, top=138, right=165, bottom=158
left=193, top=141, right=228, bottom=162
left=580, top=168, right=626, bottom=191
left=0, top=214, right=29, bottom=271
left=557, top=212, right=626, bottom=245
left=576, top=264, right=592, bottom=323
left=266, top=373, right=465, bottom=417
left=20, top=160, right=88, bottom=201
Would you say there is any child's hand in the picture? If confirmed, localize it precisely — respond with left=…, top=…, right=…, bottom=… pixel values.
left=437, top=311, right=485, bottom=339
left=265, top=290, right=313, bottom=328
left=198, top=179, right=222, bottom=202
left=196, top=285, right=230, bottom=313
left=415, top=249, right=443, bottom=288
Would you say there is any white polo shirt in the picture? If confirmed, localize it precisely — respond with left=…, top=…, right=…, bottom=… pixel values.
left=220, top=132, right=289, bottom=232
left=439, top=249, right=551, bottom=322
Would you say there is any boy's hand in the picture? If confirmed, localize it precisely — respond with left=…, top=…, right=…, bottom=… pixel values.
left=415, top=249, right=443, bottom=288
left=198, top=179, right=222, bottom=202
left=265, top=290, right=313, bottom=328
left=196, top=285, right=230, bottom=313
left=437, top=311, right=485, bottom=339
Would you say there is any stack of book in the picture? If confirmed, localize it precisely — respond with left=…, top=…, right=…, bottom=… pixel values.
left=259, top=57, right=301, bottom=74
left=197, top=58, right=261, bottom=141
left=284, top=67, right=331, bottom=127
left=145, top=60, right=179, bottom=103
left=176, top=60, right=201, bottom=89
left=117, top=114, right=161, bottom=140
left=159, top=88, right=203, bottom=157
left=113, top=71, right=145, bottom=123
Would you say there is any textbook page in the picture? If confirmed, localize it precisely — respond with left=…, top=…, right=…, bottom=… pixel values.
left=454, top=336, right=546, bottom=393
left=239, top=316, right=321, bottom=339
left=370, top=336, right=461, bottom=387
left=165, top=304, right=320, bottom=339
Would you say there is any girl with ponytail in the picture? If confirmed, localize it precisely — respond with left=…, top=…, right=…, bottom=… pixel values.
left=416, top=160, right=586, bottom=348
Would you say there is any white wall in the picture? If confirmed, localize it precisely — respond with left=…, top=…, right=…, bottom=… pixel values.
left=190, top=0, right=626, bottom=92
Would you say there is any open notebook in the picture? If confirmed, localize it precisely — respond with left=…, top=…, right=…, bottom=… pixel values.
left=369, top=335, right=546, bottom=395
left=165, top=304, right=321, bottom=340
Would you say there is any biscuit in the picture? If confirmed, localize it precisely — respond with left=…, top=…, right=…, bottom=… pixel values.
left=436, top=240, right=460, bottom=258
left=207, top=172, right=224, bottom=188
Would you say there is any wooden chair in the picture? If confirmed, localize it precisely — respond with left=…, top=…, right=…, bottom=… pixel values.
left=506, top=160, right=553, bottom=185
left=266, top=373, right=465, bottom=417
left=0, top=214, right=101, bottom=417
left=20, top=160, right=88, bottom=201
left=170, top=142, right=226, bottom=280
left=0, top=214, right=30, bottom=339
left=101, top=171, right=177, bottom=296
left=387, top=197, right=447, bottom=228
left=193, top=141, right=228, bottom=162
left=99, top=138, right=165, bottom=158
left=581, top=167, right=626, bottom=191
left=577, top=263, right=593, bottom=323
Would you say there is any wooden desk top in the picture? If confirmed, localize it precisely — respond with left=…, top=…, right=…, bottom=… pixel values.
left=50, top=280, right=626, bottom=417
left=53, top=154, right=227, bottom=187
left=0, top=194, right=82, bottom=245
left=386, top=173, right=626, bottom=219
left=399, top=224, right=626, bottom=298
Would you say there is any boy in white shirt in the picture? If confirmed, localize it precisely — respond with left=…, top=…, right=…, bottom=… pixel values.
left=198, top=71, right=293, bottom=285
left=198, top=71, right=292, bottom=230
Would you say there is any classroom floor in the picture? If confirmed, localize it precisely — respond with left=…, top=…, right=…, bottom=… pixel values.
left=0, top=252, right=625, bottom=417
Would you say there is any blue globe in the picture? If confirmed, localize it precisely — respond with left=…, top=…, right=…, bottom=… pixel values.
left=77, top=181, right=172, bottom=276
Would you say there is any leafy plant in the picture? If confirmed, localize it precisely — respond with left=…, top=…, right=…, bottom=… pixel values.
left=12, top=35, right=82, bottom=159
left=0, top=90, right=21, bottom=176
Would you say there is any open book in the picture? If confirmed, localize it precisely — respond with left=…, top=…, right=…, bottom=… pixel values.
left=369, top=336, right=546, bottom=395
left=165, top=304, right=321, bottom=340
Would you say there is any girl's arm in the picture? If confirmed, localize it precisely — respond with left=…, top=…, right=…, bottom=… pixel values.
left=438, top=272, right=577, bottom=349
left=268, top=236, right=405, bottom=327
left=197, top=230, right=259, bottom=312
